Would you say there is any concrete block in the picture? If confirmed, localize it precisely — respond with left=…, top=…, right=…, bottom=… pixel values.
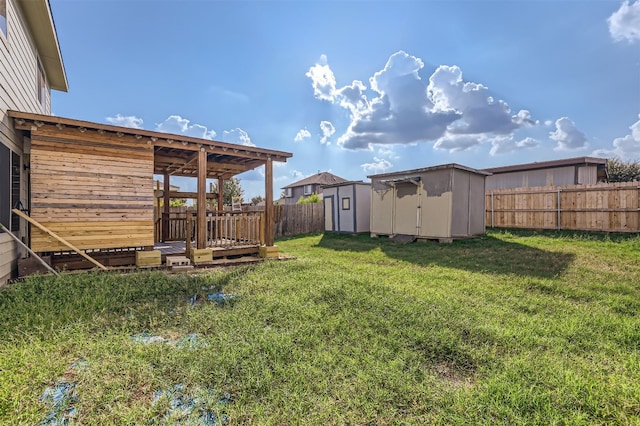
left=166, top=256, right=191, bottom=267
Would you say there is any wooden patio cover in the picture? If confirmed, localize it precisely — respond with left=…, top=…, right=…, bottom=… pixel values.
left=9, top=110, right=292, bottom=249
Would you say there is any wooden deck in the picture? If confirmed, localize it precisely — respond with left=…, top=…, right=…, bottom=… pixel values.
left=154, top=240, right=261, bottom=258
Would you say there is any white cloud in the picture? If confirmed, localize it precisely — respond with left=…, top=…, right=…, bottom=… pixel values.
left=608, top=0, right=640, bottom=43
left=294, top=128, right=311, bottom=142
left=305, top=54, right=337, bottom=102
left=434, top=133, right=484, bottom=153
left=376, top=145, right=399, bottom=159
left=155, top=115, right=216, bottom=139
left=549, top=117, right=588, bottom=150
left=428, top=65, right=535, bottom=135
left=361, top=157, right=393, bottom=174
left=106, top=114, right=143, bottom=129
left=490, top=136, right=539, bottom=156
left=320, top=120, right=335, bottom=144
left=222, top=128, right=255, bottom=147
left=593, top=114, right=640, bottom=160
left=307, top=50, right=538, bottom=151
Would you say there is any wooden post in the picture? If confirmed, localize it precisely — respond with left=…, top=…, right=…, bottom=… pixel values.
left=265, top=157, right=274, bottom=246
left=185, top=208, right=192, bottom=259
left=217, top=178, right=224, bottom=213
left=155, top=180, right=161, bottom=242
left=197, top=149, right=207, bottom=249
left=162, top=172, right=170, bottom=242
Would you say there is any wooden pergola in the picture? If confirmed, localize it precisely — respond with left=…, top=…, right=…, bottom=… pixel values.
left=9, top=110, right=292, bottom=256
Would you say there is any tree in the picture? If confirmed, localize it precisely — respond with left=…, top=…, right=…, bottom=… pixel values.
left=297, top=193, right=322, bottom=204
left=251, top=195, right=264, bottom=205
left=169, top=198, right=187, bottom=207
left=607, top=158, right=640, bottom=182
left=211, top=177, right=245, bottom=205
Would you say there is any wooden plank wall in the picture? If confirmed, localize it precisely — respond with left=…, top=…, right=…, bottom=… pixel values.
left=486, top=182, right=640, bottom=232
left=29, top=126, right=155, bottom=252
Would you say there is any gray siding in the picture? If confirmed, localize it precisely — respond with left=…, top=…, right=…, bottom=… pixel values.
left=486, top=165, right=585, bottom=190
left=0, top=0, right=52, bottom=285
left=284, top=183, right=323, bottom=205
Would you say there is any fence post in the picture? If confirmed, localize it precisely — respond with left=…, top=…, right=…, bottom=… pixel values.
left=491, top=192, right=494, bottom=228
left=557, top=189, right=561, bottom=230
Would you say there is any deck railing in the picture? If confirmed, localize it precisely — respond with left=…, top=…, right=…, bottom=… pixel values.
left=157, top=210, right=263, bottom=248
left=204, top=211, right=263, bottom=248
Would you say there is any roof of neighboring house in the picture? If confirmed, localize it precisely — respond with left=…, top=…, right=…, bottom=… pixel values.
left=282, top=172, right=349, bottom=189
left=17, top=0, right=68, bottom=91
left=482, top=156, right=607, bottom=174
left=368, top=163, right=491, bottom=179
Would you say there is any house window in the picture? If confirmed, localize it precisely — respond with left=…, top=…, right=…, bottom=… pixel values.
left=303, top=184, right=313, bottom=195
left=284, top=188, right=292, bottom=198
left=37, top=58, right=46, bottom=108
left=0, top=144, right=10, bottom=232
left=11, top=151, right=19, bottom=231
left=342, top=197, right=351, bottom=210
left=0, top=0, right=7, bottom=38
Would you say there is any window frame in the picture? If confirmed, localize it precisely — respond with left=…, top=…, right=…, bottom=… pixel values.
left=37, top=58, right=47, bottom=108
left=341, top=197, right=351, bottom=211
left=303, top=184, right=314, bottom=195
left=284, top=188, right=292, bottom=198
left=0, top=144, right=10, bottom=232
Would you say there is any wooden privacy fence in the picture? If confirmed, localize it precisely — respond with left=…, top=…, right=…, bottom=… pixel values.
left=486, top=182, right=640, bottom=232
left=247, top=203, right=324, bottom=237
left=272, top=203, right=324, bottom=237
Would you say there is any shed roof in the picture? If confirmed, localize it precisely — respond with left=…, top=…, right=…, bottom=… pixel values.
left=9, top=110, right=292, bottom=179
left=367, top=163, right=491, bottom=179
left=321, top=180, right=370, bottom=189
left=17, top=0, right=68, bottom=91
left=482, top=156, right=607, bottom=174
left=282, top=171, right=348, bottom=189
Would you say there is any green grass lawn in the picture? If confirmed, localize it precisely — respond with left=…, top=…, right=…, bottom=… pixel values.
left=1, top=229, right=639, bottom=424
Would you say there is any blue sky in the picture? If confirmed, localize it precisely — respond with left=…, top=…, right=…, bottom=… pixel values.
left=49, top=0, right=640, bottom=200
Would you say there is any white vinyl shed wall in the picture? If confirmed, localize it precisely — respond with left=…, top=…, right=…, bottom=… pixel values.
left=323, top=182, right=371, bottom=233
left=369, top=164, right=489, bottom=240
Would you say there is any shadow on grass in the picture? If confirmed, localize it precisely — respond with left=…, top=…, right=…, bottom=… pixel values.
left=317, top=232, right=575, bottom=279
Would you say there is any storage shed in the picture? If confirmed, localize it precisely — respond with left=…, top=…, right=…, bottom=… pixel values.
left=368, top=164, right=490, bottom=241
left=322, top=181, right=371, bottom=234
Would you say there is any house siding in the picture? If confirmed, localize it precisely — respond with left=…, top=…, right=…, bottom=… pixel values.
left=485, top=165, right=594, bottom=190
left=0, top=0, right=52, bottom=285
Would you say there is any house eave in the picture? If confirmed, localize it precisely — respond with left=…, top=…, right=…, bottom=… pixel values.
left=17, top=0, right=68, bottom=92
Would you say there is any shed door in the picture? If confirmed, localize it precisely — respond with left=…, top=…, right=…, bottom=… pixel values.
left=324, top=196, right=334, bottom=231
left=393, top=182, right=420, bottom=236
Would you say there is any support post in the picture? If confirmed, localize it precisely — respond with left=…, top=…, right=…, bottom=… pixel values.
left=217, top=178, right=224, bottom=213
left=185, top=208, right=192, bottom=259
left=162, top=172, right=170, bottom=242
left=265, top=157, right=274, bottom=246
left=197, top=149, right=207, bottom=249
